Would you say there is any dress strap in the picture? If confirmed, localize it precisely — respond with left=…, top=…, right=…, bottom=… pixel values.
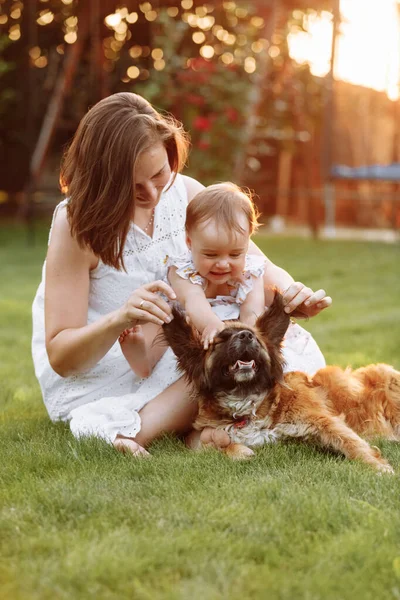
left=48, top=198, right=69, bottom=246
left=173, top=173, right=189, bottom=206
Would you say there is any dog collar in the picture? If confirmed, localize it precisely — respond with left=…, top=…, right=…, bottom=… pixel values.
left=233, top=418, right=248, bottom=429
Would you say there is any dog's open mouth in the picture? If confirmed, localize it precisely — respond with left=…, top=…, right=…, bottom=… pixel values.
left=230, top=359, right=256, bottom=373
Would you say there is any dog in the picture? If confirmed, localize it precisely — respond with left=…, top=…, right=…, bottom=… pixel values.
left=163, top=294, right=400, bottom=473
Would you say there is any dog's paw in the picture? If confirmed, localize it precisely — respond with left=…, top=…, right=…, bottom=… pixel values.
left=199, top=427, right=231, bottom=449
left=375, top=461, right=395, bottom=475
left=224, top=443, right=255, bottom=460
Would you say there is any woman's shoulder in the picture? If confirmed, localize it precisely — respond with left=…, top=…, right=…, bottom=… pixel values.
left=51, top=201, right=69, bottom=236
left=49, top=202, right=74, bottom=250
left=180, top=174, right=205, bottom=202
left=49, top=202, right=97, bottom=269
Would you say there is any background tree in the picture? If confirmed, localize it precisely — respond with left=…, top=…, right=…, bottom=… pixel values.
left=0, top=0, right=331, bottom=215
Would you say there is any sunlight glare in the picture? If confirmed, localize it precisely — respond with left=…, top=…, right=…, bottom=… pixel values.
left=288, top=0, right=400, bottom=100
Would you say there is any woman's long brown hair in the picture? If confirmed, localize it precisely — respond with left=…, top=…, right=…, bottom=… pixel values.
left=61, top=92, right=190, bottom=270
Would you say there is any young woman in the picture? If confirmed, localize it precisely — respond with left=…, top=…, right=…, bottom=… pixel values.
left=32, top=93, right=331, bottom=457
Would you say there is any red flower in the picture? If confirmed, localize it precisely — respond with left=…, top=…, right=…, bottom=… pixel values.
left=186, top=94, right=205, bottom=107
left=198, top=140, right=211, bottom=150
left=189, top=57, right=215, bottom=72
left=177, top=71, right=195, bottom=83
left=193, top=115, right=212, bottom=132
left=193, top=73, right=208, bottom=85
left=226, top=107, right=239, bottom=122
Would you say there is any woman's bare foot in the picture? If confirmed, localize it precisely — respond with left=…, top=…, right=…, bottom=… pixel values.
left=113, top=436, right=151, bottom=457
left=119, top=326, right=150, bottom=377
left=186, top=427, right=231, bottom=450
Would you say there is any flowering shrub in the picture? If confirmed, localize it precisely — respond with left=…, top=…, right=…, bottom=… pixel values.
left=137, top=58, right=253, bottom=184
left=133, top=9, right=259, bottom=184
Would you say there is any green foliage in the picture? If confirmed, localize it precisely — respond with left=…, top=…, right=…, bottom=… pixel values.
left=138, top=60, right=251, bottom=183
left=1, top=224, right=400, bottom=599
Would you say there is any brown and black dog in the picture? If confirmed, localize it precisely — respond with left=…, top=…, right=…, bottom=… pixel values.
left=163, top=293, right=400, bottom=473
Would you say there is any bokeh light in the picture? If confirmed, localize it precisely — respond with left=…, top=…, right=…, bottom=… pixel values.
left=200, top=45, right=215, bottom=59
left=127, top=66, right=140, bottom=79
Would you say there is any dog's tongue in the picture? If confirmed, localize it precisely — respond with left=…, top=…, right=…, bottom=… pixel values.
left=233, top=360, right=255, bottom=371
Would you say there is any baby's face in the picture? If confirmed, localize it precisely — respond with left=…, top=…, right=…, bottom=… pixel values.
left=187, top=216, right=249, bottom=286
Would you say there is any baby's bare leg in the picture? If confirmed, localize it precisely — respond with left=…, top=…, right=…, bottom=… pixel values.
left=119, top=326, right=147, bottom=376
left=119, top=323, right=167, bottom=378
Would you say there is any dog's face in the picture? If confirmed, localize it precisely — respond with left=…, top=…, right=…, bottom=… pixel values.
left=203, top=324, right=272, bottom=391
left=163, top=292, right=290, bottom=416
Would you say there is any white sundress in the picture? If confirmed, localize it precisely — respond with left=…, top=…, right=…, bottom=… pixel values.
left=32, top=174, right=190, bottom=443
left=168, top=251, right=326, bottom=375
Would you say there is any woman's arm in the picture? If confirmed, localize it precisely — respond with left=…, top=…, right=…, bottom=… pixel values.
left=248, top=238, right=293, bottom=289
left=168, top=267, right=225, bottom=348
left=248, top=239, right=332, bottom=316
left=45, top=207, right=175, bottom=377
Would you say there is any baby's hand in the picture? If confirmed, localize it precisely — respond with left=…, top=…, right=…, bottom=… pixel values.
left=202, top=322, right=226, bottom=349
left=282, top=282, right=332, bottom=318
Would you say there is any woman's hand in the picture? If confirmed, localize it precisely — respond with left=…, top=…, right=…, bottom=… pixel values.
left=282, top=282, right=332, bottom=318
left=202, top=321, right=226, bottom=349
left=120, top=281, right=176, bottom=329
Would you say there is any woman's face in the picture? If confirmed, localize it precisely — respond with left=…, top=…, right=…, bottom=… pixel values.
left=134, top=143, right=171, bottom=210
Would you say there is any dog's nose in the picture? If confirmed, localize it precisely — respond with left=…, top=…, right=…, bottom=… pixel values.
left=237, top=330, right=255, bottom=342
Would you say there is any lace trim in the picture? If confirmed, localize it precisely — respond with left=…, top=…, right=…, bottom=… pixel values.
left=124, top=226, right=185, bottom=255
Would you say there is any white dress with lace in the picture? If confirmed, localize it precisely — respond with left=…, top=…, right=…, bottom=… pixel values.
left=32, top=174, right=189, bottom=443
left=168, top=251, right=326, bottom=375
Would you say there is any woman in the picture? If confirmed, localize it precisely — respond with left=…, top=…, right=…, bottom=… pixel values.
left=32, top=93, right=331, bottom=456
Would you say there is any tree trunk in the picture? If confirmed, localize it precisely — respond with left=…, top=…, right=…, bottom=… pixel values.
left=27, top=3, right=91, bottom=189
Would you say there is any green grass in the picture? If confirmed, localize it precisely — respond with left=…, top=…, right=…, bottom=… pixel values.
left=1, top=222, right=400, bottom=600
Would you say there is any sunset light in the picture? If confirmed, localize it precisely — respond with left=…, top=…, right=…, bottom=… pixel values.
left=288, top=0, right=400, bottom=100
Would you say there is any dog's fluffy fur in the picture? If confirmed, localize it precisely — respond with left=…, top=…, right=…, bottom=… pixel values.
left=163, top=294, right=400, bottom=473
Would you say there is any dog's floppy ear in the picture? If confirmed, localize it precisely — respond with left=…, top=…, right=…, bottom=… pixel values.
left=255, top=290, right=290, bottom=347
left=162, top=303, right=205, bottom=382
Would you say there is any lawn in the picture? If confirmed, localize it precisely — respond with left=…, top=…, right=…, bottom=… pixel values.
left=1, top=221, right=400, bottom=600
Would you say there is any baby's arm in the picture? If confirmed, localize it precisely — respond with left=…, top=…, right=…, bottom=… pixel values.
left=168, top=267, right=225, bottom=348
left=239, top=275, right=265, bottom=327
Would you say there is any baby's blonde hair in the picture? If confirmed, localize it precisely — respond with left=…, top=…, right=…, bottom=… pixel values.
left=185, top=182, right=260, bottom=236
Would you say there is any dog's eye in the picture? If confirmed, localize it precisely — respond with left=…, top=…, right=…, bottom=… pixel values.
left=215, top=330, right=234, bottom=343
left=223, top=367, right=230, bottom=377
